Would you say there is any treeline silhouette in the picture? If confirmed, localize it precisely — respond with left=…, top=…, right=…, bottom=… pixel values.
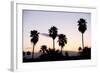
left=23, top=18, right=91, bottom=62
left=23, top=46, right=91, bottom=62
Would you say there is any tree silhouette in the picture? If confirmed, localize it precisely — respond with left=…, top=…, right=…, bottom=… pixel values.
left=23, top=51, right=25, bottom=56
left=77, top=18, right=87, bottom=49
left=46, top=48, right=60, bottom=55
left=58, top=34, right=67, bottom=53
left=79, top=47, right=91, bottom=59
left=39, top=48, right=62, bottom=60
left=40, top=45, right=47, bottom=54
left=78, top=47, right=82, bottom=52
left=48, top=26, right=58, bottom=49
left=26, top=51, right=31, bottom=55
left=30, top=30, right=39, bottom=59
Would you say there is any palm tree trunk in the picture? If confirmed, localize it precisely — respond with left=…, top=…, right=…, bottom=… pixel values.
left=32, top=44, right=35, bottom=59
left=61, top=47, right=63, bottom=54
left=82, top=33, right=84, bottom=49
left=53, top=39, right=55, bottom=49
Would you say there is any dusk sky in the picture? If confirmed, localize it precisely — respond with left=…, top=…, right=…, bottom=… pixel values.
left=22, top=10, right=91, bottom=52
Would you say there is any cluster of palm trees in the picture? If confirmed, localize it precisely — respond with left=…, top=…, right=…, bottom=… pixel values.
left=30, top=26, right=67, bottom=59
left=30, top=18, right=87, bottom=59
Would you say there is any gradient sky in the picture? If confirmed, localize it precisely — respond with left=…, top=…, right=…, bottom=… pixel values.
left=22, top=10, right=91, bottom=52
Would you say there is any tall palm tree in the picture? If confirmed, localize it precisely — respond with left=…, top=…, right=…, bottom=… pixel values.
left=77, top=18, right=87, bottom=49
left=48, top=26, right=58, bottom=49
left=30, top=30, right=39, bottom=59
left=58, top=34, right=67, bottom=53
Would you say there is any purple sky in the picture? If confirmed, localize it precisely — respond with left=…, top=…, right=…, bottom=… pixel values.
left=22, top=10, right=91, bottom=52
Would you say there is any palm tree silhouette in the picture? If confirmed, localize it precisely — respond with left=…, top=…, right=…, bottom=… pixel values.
left=30, top=30, right=39, bottom=59
left=40, top=45, right=47, bottom=54
left=58, top=34, right=67, bottom=53
left=77, top=18, right=87, bottom=49
left=26, top=51, right=31, bottom=55
left=78, top=47, right=82, bottom=52
left=48, top=26, right=58, bottom=49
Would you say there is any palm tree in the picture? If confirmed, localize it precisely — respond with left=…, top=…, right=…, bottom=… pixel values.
left=26, top=51, right=31, bottom=55
left=48, top=26, right=58, bottom=49
left=40, top=45, right=47, bottom=54
left=23, top=51, right=25, bottom=56
left=78, top=47, right=82, bottom=52
left=58, top=34, right=67, bottom=53
left=77, top=18, right=87, bottom=49
left=30, top=30, right=39, bottom=59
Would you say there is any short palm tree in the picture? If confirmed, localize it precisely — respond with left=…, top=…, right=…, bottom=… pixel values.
left=30, top=30, right=39, bottom=59
left=48, top=26, right=58, bottom=49
left=40, top=45, right=47, bottom=54
left=78, top=47, right=82, bottom=52
left=58, top=34, right=67, bottom=53
left=77, top=18, right=87, bottom=49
